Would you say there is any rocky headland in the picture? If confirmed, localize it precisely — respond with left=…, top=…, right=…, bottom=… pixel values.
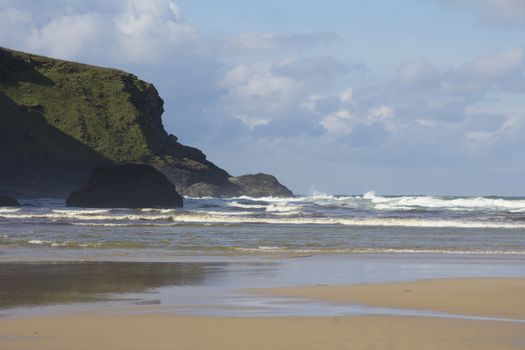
left=0, top=47, right=292, bottom=198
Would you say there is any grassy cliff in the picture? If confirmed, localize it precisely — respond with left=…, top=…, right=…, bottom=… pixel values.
left=0, top=47, right=292, bottom=198
left=0, top=47, right=229, bottom=197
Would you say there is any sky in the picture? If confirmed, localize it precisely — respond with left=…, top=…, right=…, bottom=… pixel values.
left=1, top=0, right=525, bottom=196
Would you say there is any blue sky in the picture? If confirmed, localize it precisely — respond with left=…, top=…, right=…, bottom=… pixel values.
left=1, top=0, right=525, bottom=195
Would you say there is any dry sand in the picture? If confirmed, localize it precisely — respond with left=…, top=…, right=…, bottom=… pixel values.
left=0, top=277, right=524, bottom=350
left=249, top=277, right=525, bottom=319
left=1, top=313, right=524, bottom=350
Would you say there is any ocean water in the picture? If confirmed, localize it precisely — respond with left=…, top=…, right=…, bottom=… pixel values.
left=1, top=192, right=525, bottom=260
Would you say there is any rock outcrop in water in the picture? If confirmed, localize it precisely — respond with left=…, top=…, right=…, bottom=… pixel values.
left=0, top=195, right=20, bottom=207
left=183, top=174, right=293, bottom=198
left=66, top=164, right=183, bottom=208
left=0, top=47, right=292, bottom=198
left=227, top=174, right=293, bottom=197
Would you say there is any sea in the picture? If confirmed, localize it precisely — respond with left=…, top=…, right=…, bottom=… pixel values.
left=1, top=192, right=525, bottom=261
left=1, top=192, right=525, bottom=317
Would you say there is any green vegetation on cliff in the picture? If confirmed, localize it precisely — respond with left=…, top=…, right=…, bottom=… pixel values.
left=0, top=47, right=292, bottom=198
left=0, top=47, right=228, bottom=196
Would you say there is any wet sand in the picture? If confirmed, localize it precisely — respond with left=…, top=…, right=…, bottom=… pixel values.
left=0, top=261, right=226, bottom=309
left=0, top=313, right=524, bottom=350
left=250, top=277, right=525, bottom=319
left=0, top=277, right=524, bottom=349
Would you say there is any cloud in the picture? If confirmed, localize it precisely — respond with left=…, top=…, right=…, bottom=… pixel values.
left=444, top=0, right=525, bottom=26
left=0, top=0, right=201, bottom=62
left=338, top=88, right=354, bottom=104
left=214, top=56, right=354, bottom=134
left=113, top=0, right=200, bottom=63
left=465, top=114, right=525, bottom=152
left=26, top=13, right=108, bottom=59
left=397, top=58, right=439, bottom=87
left=458, top=48, right=524, bottom=80
left=320, top=109, right=354, bottom=134
left=394, top=48, right=525, bottom=96
left=2, top=0, right=525, bottom=194
left=212, top=31, right=340, bottom=56
left=236, top=115, right=271, bottom=130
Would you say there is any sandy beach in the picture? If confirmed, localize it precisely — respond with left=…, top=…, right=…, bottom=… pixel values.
left=250, top=277, right=525, bottom=319
left=1, top=313, right=524, bottom=350
left=1, top=277, right=524, bottom=350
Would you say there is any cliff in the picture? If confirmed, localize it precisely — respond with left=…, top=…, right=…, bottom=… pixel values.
left=0, top=47, right=292, bottom=198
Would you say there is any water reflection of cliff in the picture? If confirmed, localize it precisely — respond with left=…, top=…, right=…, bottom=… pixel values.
left=0, top=261, right=227, bottom=309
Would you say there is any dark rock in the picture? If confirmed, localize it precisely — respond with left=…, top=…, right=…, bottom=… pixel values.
left=226, top=173, right=293, bottom=198
left=66, top=164, right=183, bottom=208
left=0, top=196, right=20, bottom=207
left=184, top=182, right=225, bottom=198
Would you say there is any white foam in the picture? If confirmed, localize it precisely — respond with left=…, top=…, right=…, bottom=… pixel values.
left=194, top=210, right=255, bottom=216
left=140, top=208, right=176, bottom=213
left=363, top=192, right=525, bottom=212
left=168, top=213, right=525, bottom=229
left=52, top=209, right=111, bottom=215
left=227, top=202, right=268, bottom=209
left=265, top=203, right=303, bottom=212
left=233, top=246, right=525, bottom=255
left=272, top=211, right=303, bottom=216
left=0, top=212, right=175, bottom=221
left=27, top=240, right=46, bottom=244
left=0, top=208, right=20, bottom=213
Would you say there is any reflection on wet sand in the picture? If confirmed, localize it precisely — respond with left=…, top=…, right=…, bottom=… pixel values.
left=0, top=261, right=227, bottom=309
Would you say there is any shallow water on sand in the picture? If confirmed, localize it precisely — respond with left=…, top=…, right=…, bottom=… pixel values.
left=1, top=254, right=525, bottom=319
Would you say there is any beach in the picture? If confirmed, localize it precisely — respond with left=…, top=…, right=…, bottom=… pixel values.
left=1, top=277, right=524, bottom=350
left=0, top=257, right=524, bottom=349
left=1, top=195, right=525, bottom=349
left=250, top=277, right=525, bottom=319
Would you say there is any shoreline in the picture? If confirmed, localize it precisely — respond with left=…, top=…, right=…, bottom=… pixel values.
left=247, top=277, right=525, bottom=320
left=1, top=277, right=525, bottom=349
left=1, top=254, right=525, bottom=314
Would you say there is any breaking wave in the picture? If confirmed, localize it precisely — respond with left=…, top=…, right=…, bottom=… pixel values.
left=1, top=192, right=525, bottom=229
left=362, top=192, right=525, bottom=212
left=2, top=193, right=525, bottom=258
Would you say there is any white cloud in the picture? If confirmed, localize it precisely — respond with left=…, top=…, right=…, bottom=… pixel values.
left=445, top=0, right=525, bottom=26
left=459, top=48, right=525, bottom=80
left=0, top=7, right=34, bottom=45
left=338, top=88, right=354, bottom=104
left=397, top=58, right=438, bottom=86
left=214, top=31, right=340, bottom=55
left=319, top=93, right=396, bottom=138
left=219, top=62, right=298, bottom=107
left=113, top=0, right=200, bottom=62
left=320, top=109, right=354, bottom=134
left=236, top=115, right=271, bottom=130
left=415, top=119, right=437, bottom=127
left=396, top=48, right=525, bottom=96
left=300, top=94, right=323, bottom=113
left=216, top=56, right=352, bottom=130
left=367, top=105, right=394, bottom=123
left=26, top=13, right=105, bottom=59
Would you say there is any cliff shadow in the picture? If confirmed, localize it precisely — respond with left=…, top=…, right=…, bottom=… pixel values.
left=0, top=91, right=112, bottom=198
left=0, top=49, right=54, bottom=87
